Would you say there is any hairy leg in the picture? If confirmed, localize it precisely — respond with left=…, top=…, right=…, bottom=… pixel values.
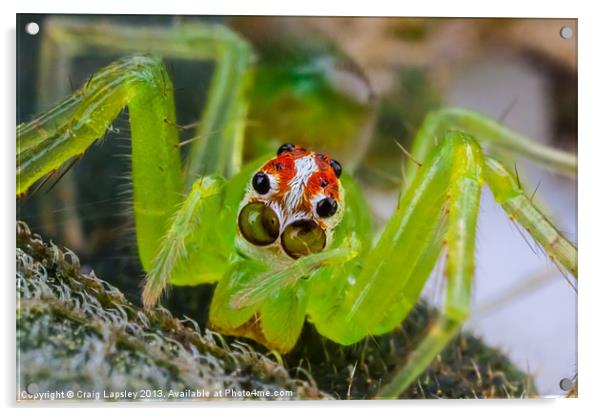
left=484, top=157, right=577, bottom=277
left=406, top=107, right=577, bottom=187
left=377, top=133, right=484, bottom=398
left=39, top=18, right=253, bottom=183
left=19, top=21, right=253, bottom=271
left=142, top=175, right=226, bottom=307
left=374, top=137, right=576, bottom=397
left=307, top=132, right=478, bottom=348
left=18, top=55, right=183, bottom=270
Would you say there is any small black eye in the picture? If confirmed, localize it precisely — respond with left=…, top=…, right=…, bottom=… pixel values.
left=329, top=159, right=342, bottom=178
left=277, top=143, right=295, bottom=155
left=316, top=197, right=338, bottom=218
left=252, top=172, right=270, bottom=194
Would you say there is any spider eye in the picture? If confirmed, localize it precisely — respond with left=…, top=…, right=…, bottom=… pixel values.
left=329, top=159, right=342, bottom=178
left=277, top=143, right=295, bottom=155
left=316, top=197, right=338, bottom=218
left=252, top=172, right=271, bottom=194
left=281, top=220, right=326, bottom=259
left=238, top=202, right=280, bottom=246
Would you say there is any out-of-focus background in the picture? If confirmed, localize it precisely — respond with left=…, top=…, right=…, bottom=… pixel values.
left=17, top=15, right=577, bottom=396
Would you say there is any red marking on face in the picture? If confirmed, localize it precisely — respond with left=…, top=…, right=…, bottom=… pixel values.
left=307, top=154, right=340, bottom=201
left=260, top=152, right=297, bottom=197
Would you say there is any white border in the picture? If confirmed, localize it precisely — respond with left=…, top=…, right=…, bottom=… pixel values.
left=2, top=1, right=601, bottom=415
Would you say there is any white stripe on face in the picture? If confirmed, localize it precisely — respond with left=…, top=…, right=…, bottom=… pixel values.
left=281, top=155, right=318, bottom=217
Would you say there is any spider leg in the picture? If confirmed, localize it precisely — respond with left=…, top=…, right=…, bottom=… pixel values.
left=406, top=107, right=577, bottom=187
left=182, top=28, right=251, bottom=184
left=373, top=136, right=577, bottom=398
left=38, top=18, right=252, bottom=184
left=484, top=157, right=577, bottom=278
left=18, top=55, right=184, bottom=270
left=142, top=175, right=226, bottom=307
left=305, top=133, right=482, bottom=354
left=19, top=20, right=254, bottom=272
left=376, top=132, right=484, bottom=398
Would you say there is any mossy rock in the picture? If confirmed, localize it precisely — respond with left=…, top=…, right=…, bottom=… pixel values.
left=16, top=222, right=534, bottom=401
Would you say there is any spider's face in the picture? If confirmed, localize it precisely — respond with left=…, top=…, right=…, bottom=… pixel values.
left=237, top=144, right=344, bottom=260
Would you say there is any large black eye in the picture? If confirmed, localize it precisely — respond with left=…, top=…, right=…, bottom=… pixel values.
left=329, top=159, right=342, bottom=178
left=277, top=143, right=295, bottom=155
left=316, top=197, right=338, bottom=218
left=281, top=220, right=326, bottom=259
left=252, top=172, right=270, bottom=194
left=238, top=202, right=280, bottom=246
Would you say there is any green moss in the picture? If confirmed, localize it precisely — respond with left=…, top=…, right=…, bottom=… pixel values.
left=17, top=221, right=534, bottom=401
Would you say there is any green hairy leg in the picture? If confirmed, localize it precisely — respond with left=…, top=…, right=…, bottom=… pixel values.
left=306, top=133, right=474, bottom=345
left=375, top=137, right=577, bottom=396
left=377, top=143, right=577, bottom=398
left=304, top=129, right=575, bottom=398
left=406, top=107, right=577, bottom=186
left=39, top=18, right=252, bottom=183
left=404, top=107, right=577, bottom=277
left=484, top=158, right=577, bottom=277
left=377, top=133, right=484, bottom=398
left=18, top=20, right=253, bottom=272
left=182, top=27, right=252, bottom=183
left=17, top=55, right=183, bottom=269
left=142, top=175, right=226, bottom=307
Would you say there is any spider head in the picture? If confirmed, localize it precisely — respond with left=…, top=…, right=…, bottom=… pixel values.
left=238, top=144, right=344, bottom=259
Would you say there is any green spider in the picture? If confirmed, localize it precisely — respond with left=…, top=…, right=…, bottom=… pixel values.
left=16, top=19, right=577, bottom=398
